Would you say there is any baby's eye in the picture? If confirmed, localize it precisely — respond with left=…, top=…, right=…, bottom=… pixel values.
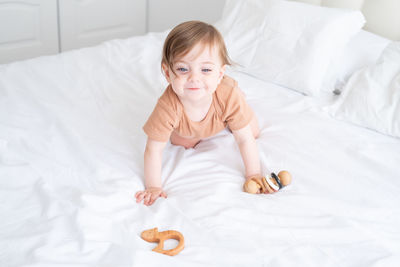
left=202, top=68, right=212, bottom=73
left=176, top=67, right=188, bottom=73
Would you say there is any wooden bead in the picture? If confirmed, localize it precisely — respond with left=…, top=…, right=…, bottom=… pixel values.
left=278, top=170, right=292, bottom=186
left=243, top=179, right=261, bottom=194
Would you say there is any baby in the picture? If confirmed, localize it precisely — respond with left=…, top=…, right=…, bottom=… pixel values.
left=135, top=21, right=261, bottom=206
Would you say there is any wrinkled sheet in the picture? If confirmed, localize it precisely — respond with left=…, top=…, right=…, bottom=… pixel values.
left=1, top=32, right=400, bottom=267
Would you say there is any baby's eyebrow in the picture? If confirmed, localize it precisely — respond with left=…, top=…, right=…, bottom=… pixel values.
left=175, top=60, right=216, bottom=65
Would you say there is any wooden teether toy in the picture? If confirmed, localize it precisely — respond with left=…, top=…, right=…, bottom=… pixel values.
left=244, top=170, right=292, bottom=194
left=141, top=227, right=184, bottom=256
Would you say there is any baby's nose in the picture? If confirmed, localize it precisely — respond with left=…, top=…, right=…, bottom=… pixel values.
left=188, top=70, right=201, bottom=82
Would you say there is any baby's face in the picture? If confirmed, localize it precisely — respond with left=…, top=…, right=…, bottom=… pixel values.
left=163, top=43, right=226, bottom=103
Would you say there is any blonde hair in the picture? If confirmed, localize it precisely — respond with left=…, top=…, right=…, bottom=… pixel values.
left=162, top=21, right=232, bottom=74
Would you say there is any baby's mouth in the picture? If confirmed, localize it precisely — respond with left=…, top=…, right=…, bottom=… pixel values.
left=186, top=87, right=200, bottom=90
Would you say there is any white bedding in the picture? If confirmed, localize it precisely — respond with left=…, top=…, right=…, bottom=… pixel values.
left=1, top=31, right=400, bottom=267
left=329, top=42, right=400, bottom=138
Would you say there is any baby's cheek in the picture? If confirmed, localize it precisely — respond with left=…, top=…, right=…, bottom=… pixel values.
left=209, top=78, right=220, bottom=89
left=174, top=77, right=186, bottom=87
left=206, top=84, right=218, bottom=94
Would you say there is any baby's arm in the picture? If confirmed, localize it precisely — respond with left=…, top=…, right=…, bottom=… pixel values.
left=135, top=138, right=167, bottom=206
left=232, top=124, right=261, bottom=179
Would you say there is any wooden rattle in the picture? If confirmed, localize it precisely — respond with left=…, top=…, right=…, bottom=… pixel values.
left=141, top=227, right=184, bottom=256
left=244, top=170, right=292, bottom=194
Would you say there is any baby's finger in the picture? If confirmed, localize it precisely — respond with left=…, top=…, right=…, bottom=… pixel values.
left=161, top=191, right=167, bottom=198
left=135, top=191, right=145, bottom=203
left=135, top=191, right=143, bottom=199
left=143, top=193, right=152, bottom=206
left=149, top=193, right=159, bottom=205
left=147, top=197, right=155, bottom=206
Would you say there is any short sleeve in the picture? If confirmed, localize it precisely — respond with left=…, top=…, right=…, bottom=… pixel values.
left=223, top=85, right=254, bottom=131
left=143, top=99, right=178, bottom=142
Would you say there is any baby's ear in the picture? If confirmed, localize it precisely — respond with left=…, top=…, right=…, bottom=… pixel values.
left=162, top=63, right=171, bottom=83
left=218, top=64, right=226, bottom=83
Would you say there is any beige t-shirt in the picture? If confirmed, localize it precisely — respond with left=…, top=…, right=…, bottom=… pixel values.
left=143, top=75, right=254, bottom=142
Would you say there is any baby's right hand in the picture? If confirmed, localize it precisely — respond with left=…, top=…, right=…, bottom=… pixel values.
left=135, top=187, right=167, bottom=206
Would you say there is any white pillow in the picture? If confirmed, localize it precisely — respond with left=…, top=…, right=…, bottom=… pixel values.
left=215, top=0, right=365, bottom=96
left=323, top=30, right=391, bottom=94
left=329, top=42, right=400, bottom=138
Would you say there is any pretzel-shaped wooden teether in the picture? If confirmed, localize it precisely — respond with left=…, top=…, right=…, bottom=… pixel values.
left=141, top=227, right=184, bottom=256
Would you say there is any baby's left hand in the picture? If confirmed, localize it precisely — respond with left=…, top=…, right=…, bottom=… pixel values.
left=135, top=187, right=167, bottom=206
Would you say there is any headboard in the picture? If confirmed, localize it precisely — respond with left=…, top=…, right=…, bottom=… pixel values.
left=291, top=0, right=400, bottom=40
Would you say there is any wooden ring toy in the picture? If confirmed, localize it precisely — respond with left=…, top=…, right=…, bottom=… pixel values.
left=270, top=172, right=282, bottom=189
left=243, top=170, right=292, bottom=194
left=141, top=227, right=184, bottom=256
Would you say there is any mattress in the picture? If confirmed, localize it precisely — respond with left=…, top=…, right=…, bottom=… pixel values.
left=1, top=31, right=400, bottom=267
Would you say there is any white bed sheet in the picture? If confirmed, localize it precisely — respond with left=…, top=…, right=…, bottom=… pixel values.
left=1, top=32, right=400, bottom=267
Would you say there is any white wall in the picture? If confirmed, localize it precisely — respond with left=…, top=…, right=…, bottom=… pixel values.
left=362, top=0, right=400, bottom=41
left=147, top=0, right=226, bottom=32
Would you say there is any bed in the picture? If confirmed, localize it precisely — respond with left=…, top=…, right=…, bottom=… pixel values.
left=1, top=0, right=400, bottom=266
